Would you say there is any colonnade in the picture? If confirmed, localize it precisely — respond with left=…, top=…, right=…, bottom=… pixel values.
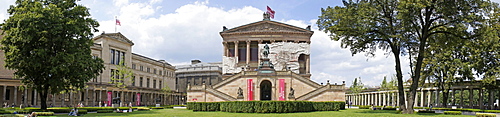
left=346, top=87, right=500, bottom=109
left=1, top=85, right=186, bottom=107
left=222, top=40, right=310, bottom=73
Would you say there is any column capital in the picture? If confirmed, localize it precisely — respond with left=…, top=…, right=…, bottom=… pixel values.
left=246, top=40, right=251, bottom=43
left=234, top=41, right=239, bottom=44
left=258, top=40, right=263, bottom=44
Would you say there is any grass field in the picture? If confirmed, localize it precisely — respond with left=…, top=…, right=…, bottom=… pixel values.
left=46, top=108, right=480, bottom=117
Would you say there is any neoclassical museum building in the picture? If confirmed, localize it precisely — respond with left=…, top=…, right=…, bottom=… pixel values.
left=0, top=31, right=184, bottom=107
left=186, top=14, right=346, bottom=102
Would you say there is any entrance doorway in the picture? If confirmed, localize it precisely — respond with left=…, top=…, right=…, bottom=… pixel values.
left=260, top=80, right=272, bottom=100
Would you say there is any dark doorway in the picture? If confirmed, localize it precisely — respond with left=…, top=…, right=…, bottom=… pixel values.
left=260, top=80, right=272, bottom=100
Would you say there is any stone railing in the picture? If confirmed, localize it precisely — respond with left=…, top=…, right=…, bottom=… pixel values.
left=206, top=88, right=237, bottom=101
left=296, top=85, right=330, bottom=100
left=290, top=73, right=321, bottom=88
left=213, top=73, right=243, bottom=89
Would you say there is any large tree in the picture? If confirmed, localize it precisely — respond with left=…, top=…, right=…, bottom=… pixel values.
left=318, top=0, right=497, bottom=113
left=1, top=0, right=103, bottom=110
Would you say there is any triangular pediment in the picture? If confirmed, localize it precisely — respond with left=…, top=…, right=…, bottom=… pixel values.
left=221, top=20, right=312, bottom=34
left=94, top=32, right=134, bottom=45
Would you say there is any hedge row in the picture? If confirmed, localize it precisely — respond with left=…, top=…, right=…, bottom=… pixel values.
left=187, top=101, right=344, bottom=113
left=444, top=111, right=462, bottom=115
left=33, top=112, right=54, bottom=116
left=476, top=113, right=497, bottom=117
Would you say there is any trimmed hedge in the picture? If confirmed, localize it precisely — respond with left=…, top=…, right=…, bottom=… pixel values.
left=151, top=107, right=165, bottom=109
left=484, top=110, right=500, bottom=113
left=137, top=107, right=151, bottom=111
left=476, top=113, right=497, bottom=117
left=188, top=101, right=343, bottom=113
left=33, top=112, right=54, bottom=116
left=97, top=109, right=114, bottom=113
left=77, top=107, right=115, bottom=112
left=418, top=110, right=435, bottom=113
left=78, top=109, right=88, bottom=114
left=444, top=111, right=462, bottom=115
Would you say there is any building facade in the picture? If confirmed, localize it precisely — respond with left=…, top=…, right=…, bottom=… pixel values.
left=0, top=32, right=183, bottom=107
left=186, top=14, right=346, bottom=102
left=175, top=60, right=222, bottom=94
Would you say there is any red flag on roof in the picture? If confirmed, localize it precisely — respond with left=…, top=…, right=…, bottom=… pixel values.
left=266, top=6, right=275, bottom=19
left=116, top=19, right=121, bottom=26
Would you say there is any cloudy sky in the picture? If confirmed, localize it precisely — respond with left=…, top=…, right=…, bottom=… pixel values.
left=2, top=0, right=497, bottom=87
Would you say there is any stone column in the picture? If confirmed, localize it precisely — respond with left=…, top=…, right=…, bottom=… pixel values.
left=34, top=90, right=37, bottom=106
left=246, top=40, right=250, bottom=65
left=62, top=93, right=65, bottom=107
left=85, top=88, right=89, bottom=106
left=383, top=93, right=386, bottom=106
left=427, top=90, right=431, bottom=107
left=420, top=90, right=424, bottom=107
left=24, top=89, right=28, bottom=106
left=223, top=42, right=228, bottom=56
left=13, top=86, right=17, bottom=105
left=452, top=89, right=456, bottom=106
left=257, top=40, right=262, bottom=64
left=234, top=41, right=239, bottom=60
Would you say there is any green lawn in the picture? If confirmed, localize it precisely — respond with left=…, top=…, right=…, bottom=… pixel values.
left=45, top=108, right=481, bottom=117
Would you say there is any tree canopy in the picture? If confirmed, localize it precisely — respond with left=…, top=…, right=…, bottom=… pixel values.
left=318, top=0, right=499, bottom=114
left=1, top=0, right=104, bottom=110
left=349, top=77, right=366, bottom=94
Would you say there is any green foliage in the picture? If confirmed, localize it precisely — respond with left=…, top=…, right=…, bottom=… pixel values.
left=444, top=111, right=462, bottom=115
left=379, top=76, right=397, bottom=91
left=97, top=109, right=114, bottom=113
left=32, top=112, right=54, bottom=116
left=109, top=56, right=133, bottom=88
left=476, top=113, right=497, bottom=117
left=0, top=0, right=103, bottom=110
left=417, top=110, right=435, bottom=113
left=77, top=107, right=115, bottom=112
left=317, top=0, right=500, bottom=114
left=137, top=107, right=150, bottom=111
left=349, top=77, right=366, bottom=94
left=150, top=107, right=165, bottom=109
left=189, top=101, right=343, bottom=113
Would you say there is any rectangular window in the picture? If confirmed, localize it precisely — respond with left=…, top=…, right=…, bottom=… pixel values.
left=110, top=49, right=115, bottom=64
left=159, top=70, right=162, bottom=75
left=116, top=50, right=120, bottom=65
left=228, top=49, right=235, bottom=57
left=147, top=78, right=150, bottom=88
left=132, top=64, right=136, bottom=69
left=140, top=77, right=143, bottom=87
left=153, top=80, right=156, bottom=89
left=154, top=69, right=156, bottom=74
left=147, top=68, right=150, bottom=73
left=140, top=66, right=143, bottom=71
left=159, top=81, right=162, bottom=89
left=110, top=69, right=115, bottom=83
left=5, top=89, right=10, bottom=100
left=132, top=76, right=136, bottom=86
left=121, top=52, right=125, bottom=65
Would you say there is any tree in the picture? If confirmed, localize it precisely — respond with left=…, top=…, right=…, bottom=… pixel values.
left=109, top=57, right=133, bottom=105
left=379, top=75, right=397, bottom=91
left=1, top=0, right=103, bottom=110
left=318, top=0, right=498, bottom=113
left=349, top=77, right=366, bottom=94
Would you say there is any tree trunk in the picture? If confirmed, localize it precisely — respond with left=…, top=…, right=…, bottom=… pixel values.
left=391, top=47, right=407, bottom=113
left=39, top=86, right=49, bottom=110
left=442, top=91, right=449, bottom=108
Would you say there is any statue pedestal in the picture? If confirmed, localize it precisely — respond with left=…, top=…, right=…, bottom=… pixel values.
left=237, top=96, right=244, bottom=101
left=288, top=96, right=295, bottom=101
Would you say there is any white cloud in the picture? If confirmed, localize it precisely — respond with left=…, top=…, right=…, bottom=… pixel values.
left=0, top=0, right=414, bottom=88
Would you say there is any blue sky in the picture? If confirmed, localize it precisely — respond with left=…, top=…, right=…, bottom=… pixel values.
left=3, top=0, right=494, bottom=87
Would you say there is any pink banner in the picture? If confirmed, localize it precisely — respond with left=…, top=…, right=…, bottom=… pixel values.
left=136, top=93, right=141, bottom=106
left=247, top=79, right=253, bottom=101
left=107, top=92, right=112, bottom=106
left=279, top=79, right=285, bottom=101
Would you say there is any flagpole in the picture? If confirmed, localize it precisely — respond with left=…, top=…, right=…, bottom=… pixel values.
left=115, top=16, right=117, bottom=33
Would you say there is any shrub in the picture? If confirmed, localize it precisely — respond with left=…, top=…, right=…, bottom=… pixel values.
left=444, top=111, right=462, bottom=115
left=476, top=113, right=497, bottom=117
left=151, top=107, right=165, bottom=109
left=96, top=109, right=114, bottom=113
left=47, top=108, right=72, bottom=113
left=137, top=107, right=151, bottom=111
left=190, top=101, right=342, bottom=113
left=33, top=112, right=54, bottom=116
left=418, top=110, right=435, bottom=113
left=484, top=110, right=500, bottom=113
left=78, top=109, right=88, bottom=114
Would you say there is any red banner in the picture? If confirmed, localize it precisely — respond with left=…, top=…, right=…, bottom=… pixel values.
left=136, top=93, right=141, bottom=106
left=279, top=79, right=285, bottom=101
left=107, top=92, right=112, bottom=106
left=247, top=79, right=253, bottom=101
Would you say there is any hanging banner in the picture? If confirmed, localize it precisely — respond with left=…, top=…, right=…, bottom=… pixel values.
left=107, top=92, right=112, bottom=106
left=136, top=93, right=141, bottom=106
left=247, top=79, right=253, bottom=101
left=279, top=79, right=285, bottom=101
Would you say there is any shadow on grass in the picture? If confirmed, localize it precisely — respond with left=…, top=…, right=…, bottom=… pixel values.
left=415, top=113, right=445, bottom=116
left=353, top=109, right=399, bottom=114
